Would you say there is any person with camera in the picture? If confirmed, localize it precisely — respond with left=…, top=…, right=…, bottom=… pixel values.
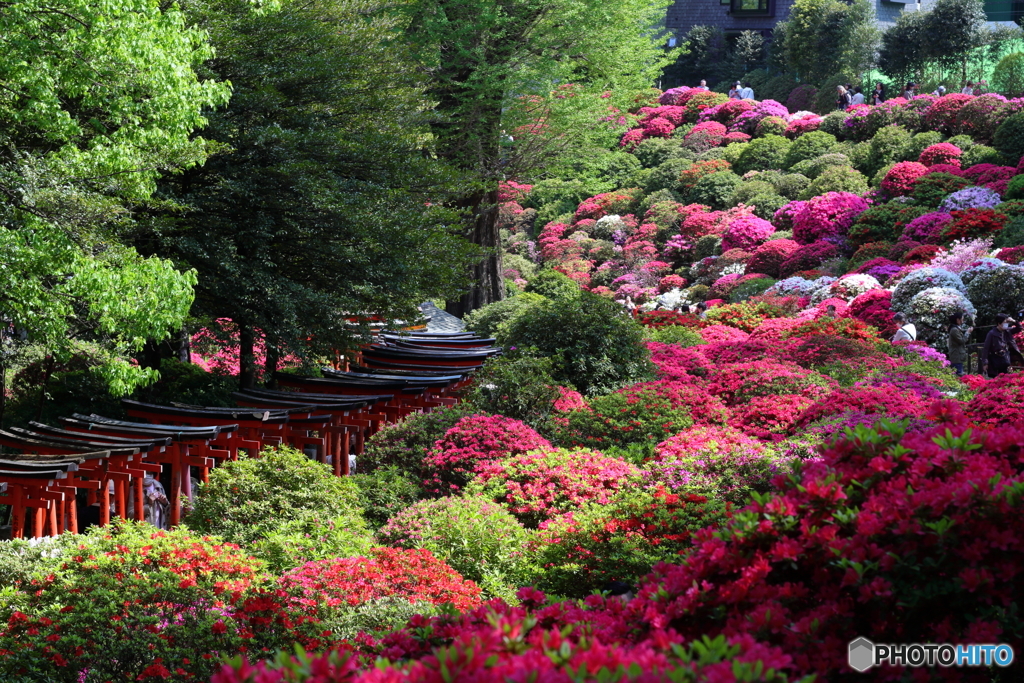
left=982, top=313, right=1022, bottom=378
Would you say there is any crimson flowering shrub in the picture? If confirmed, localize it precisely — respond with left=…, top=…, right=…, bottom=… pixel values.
left=280, top=548, right=482, bottom=616
left=687, top=120, right=727, bottom=138
left=422, top=415, right=551, bottom=495
left=781, top=333, right=889, bottom=370
left=924, top=93, right=975, bottom=133
left=780, top=315, right=880, bottom=342
left=778, top=240, right=840, bottom=277
left=961, top=163, right=1015, bottom=185
left=791, top=192, right=869, bottom=244
left=646, top=341, right=710, bottom=380
left=919, top=142, right=962, bottom=167
left=902, top=243, right=943, bottom=263
left=746, top=238, right=800, bottom=278
left=964, top=372, right=1024, bottom=428
left=469, top=448, right=640, bottom=527
left=706, top=359, right=836, bottom=406
left=637, top=310, right=703, bottom=328
left=0, top=521, right=279, bottom=683
left=698, top=339, right=775, bottom=365
left=856, top=370, right=945, bottom=401
left=552, top=386, right=587, bottom=412
left=795, top=386, right=930, bottom=427
left=574, top=191, right=638, bottom=221
left=213, top=602, right=813, bottom=683
left=631, top=417, right=1024, bottom=680
left=728, top=394, right=814, bottom=439
left=942, top=208, right=1008, bottom=241
left=880, top=161, right=929, bottom=197
left=700, top=323, right=751, bottom=343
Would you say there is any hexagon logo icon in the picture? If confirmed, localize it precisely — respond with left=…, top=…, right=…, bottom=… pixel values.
left=848, top=637, right=875, bottom=672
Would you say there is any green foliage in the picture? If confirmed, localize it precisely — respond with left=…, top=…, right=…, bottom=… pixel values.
left=524, top=269, right=580, bottom=299
left=878, top=12, right=928, bottom=87
left=633, top=138, right=687, bottom=168
left=993, top=52, right=1024, bottom=96
left=645, top=157, right=693, bottom=194
left=687, top=171, right=742, bottom=209
left=868, top=125, right=913, bottom=176
left=783, top=131, right=838, bottom=169
left=813, top=75, right=857, bottom=116
left=995, top=215, right=1024, bottom=247
left=781, top=0, right=877, bottom=85
left=961, top=144, right=1006, bottom=167
left=549, top=389, right=694, bottom=454
left=467, top=356, right=560, bottom=428
left=903, top=132, right=946, bottom=162
left=818, top=110, right=850, bottom=139
left=349, top=465, right=424, bottom=531
left=647, top=326, right=707, bottom=347
left=773, top=173, right=811, bottom=199
left=729, top=278, right=777, bottom=302
left=803, top=153, right=852, bottom=179
left=994, top=112, right=1024, bottom=163
left=734, top=135, right=792, bottom=175
left=799, top=165, right=868, bottom=199
left=729, top=180, right=776, bottom=206
left=378, top=495, right=536, bottom=600
left=532, top=489, right=725, bottom=598
left=0, top=0, right=229, bottom=394
left=464, top=292, right=547, bottom=338
left=747, top=193, right=789, bottom=220
left=498, top=292, right=653, bottom=395
left=525, top=178, right=600, bottom=218
left=186, top=446, right=371, bottom=567
left=361, top=406, right=474, bottom=478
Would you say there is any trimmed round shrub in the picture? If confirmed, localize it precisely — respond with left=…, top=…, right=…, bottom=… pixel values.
left=754, top=115, right=788, bottom=137
left=464, top=292, right=546, bottom=338
left=733, top=135, right=791, bottom=174
left=498, top=291, right=653, bottom=395
left=848, top=202, right=928, bottom=245
left=965, top=262, right=1024, bottom=325
left=803, top=152, right=851, bottom=179
left=890, top=267, right=966, bottom=312
left=721, top=214, right=775, bottom=251
left=867, top=125, right=913, bottom=176
left=745, top=192, right=789, bottom=220
left=992, top=52, right=1024, bottom=98
left=378, top=495, right=535, bottom=596
left=901, top=211, right=953, bottom=244
left=782, top=131, right=836, bottom=169
left=911, top=172, right=971, bottom=207
left=1004, top=174, right=1024, bottom=200
left=633, top=137, right=686, bottom=168
left=687, top=170, right=742, bottom=209
left=779, top=240, right=840, bottom=277
left=524, top=268, right=580, bottom=299
left=918, top=143, right=962, bottom=167
left=645, top=157, right=693, bottom=193
left=361, top=406, right=473, bottom=478
left=799, top=165, right=868, bottom=200
left=993, top=111, right=1024, bottom=163
left=881, top=161, right=929, bottom=197
left=746, top=238, right=801, bottom=278
left=186, top=447, right=371, bottom=566
left=791, top=191, right=869, bottom=244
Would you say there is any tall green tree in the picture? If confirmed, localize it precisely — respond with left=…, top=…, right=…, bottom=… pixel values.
left=781, top=0, right=878, bottom=85
left=0, top=0, right=228, bottom=394
left=140, top=0, right=477, bottom=387
left=877, top=12, right=929, bottom=87
left=400, top=0, right=675, bottom=315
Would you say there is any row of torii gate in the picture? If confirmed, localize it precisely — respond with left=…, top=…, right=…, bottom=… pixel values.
left=0, top=332, right=497, bottom=539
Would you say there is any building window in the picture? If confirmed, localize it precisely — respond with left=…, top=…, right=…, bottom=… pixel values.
left=731, top=0, right=771, bottom=15
left=984, top=0, right=1024, bottom=22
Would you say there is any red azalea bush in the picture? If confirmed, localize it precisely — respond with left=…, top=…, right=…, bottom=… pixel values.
left=706, top=359, right=836, bottom=406
left=687, top=120, right=727, bottom=138
left=728, top=394, right=815, bottom=439
left=422, top=415, right=552, bottom=494
left=646, top=341, right=710, bottom=380
left=552, top=386, right=588, bottom=413
left=574, top=191, right=637, bottom=221
left=924, top=92, right=975, bottom=133
left=746, top=238, right=800, bottom=278
left=780, top=316, right=880, bottom=342
left=470, top=448, right=641, bottom=527
left=942, top=208, right=1008, bottom=241
left=998, top=245, right=1024, bottom=264
left=698, top=339, right=776, bottom=365
left=703, top=300, right=787, bottom=333
left=630, top=416, right=1024, bottom=680
left=881, top=161, right=929, bottom=197
left=279, top=548, right=482, bottom=613
left=213, top=600, right=811, bottom=683
left=918, top=142, right=962, bottom=167
left=794, top=386, right=931, bottom=427
left=781, top=333, right=890, bottom=370
left=778, top=240, right=840, bottom=277
left=637, top=310, right=703, bottom=328
left=700, top=323, right=751, bottom=343
left=963, top=372, right=1024, bottom=428
left=902, top=243, right=943, bottom=264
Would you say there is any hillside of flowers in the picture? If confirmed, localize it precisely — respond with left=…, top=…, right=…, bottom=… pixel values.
left=6, top=86, right=1024, bottom=683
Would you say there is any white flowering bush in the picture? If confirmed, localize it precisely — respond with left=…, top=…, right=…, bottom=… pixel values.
left=891, top=267, right=966, bottom=313
left=965, top=263, right=1024, bottom=323
left=960, top=257, right=1006, bottom=286
left=768, top=276, right=817, bottom=296
left=829, top=274, right=881, bottom=301
left=593, top=215, right=628, bottom=240
left=907, top=287, right=977, bottom=350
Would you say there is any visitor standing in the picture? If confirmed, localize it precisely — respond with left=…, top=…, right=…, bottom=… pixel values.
left=739, top=82, right=755, bottom=100
left=946, top=312, right=971, bottom=376
left=851, top=86, right=865, bottom=105
left=872, top=83, right=886, bottom=105
left=836, top=85, right=852, bottom=110
left=982, top=314, right=1022, bottom=378
left=902, top=83, right=916, bottom=99
left=891, top=312, right=917, bottom=343
left=961, top=82, right=974, bottom=94
left=696, top=79, right=710, bottom=91
left=695, top=301, right=708, bottom=319
left=729, top=81, right=742, bottom=99
left=932, top=85, right=946, bottom=97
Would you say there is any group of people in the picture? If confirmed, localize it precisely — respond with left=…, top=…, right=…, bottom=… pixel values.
left=835, top=85, right=865, bottom=109
left=832, top=81, right=987, bottom=110
left=891, top=310, right=1022, bottom=378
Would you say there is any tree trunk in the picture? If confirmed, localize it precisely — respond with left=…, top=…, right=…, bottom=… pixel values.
left=237, top=323, right=257, bottom=390
left=446, top=188, right=504, bottom=317
left=264, top=344, right=279, bottom=388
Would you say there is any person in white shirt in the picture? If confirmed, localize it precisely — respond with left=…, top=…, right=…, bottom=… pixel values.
left=729, top=81, right=742, bottom=99
left=932, top=85, right=946, bottom=97
left=739, top=82, right=755, bottom=100
left=891, top=312, right=917, bottom=343
left=696, top=79, right=710, bottom=91
left=961, top=82, right=974, bottom=94
left=850, top=86, right=865, bottom=105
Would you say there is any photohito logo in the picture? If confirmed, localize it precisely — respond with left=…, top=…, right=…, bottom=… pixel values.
left=848, top=638, right=1015, bottom=671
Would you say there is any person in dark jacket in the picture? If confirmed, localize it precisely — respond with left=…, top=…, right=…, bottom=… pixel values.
left=982, top=313, right=1022, bottom=378
left=946, top=312, right=971, bottom=376
left=836, top=85, right=852, bottom=110
left=872, top=83, right=886, bottom=105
